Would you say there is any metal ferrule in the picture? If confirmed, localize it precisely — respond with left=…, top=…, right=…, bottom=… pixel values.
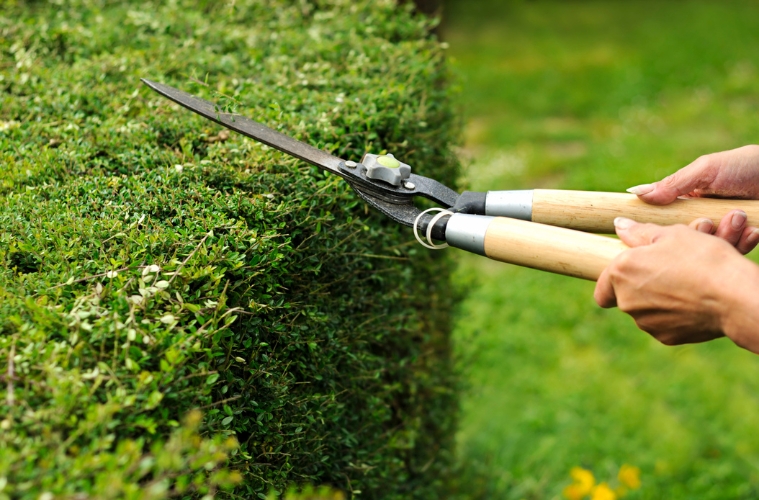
left=445, top=214, right=494, bottom=256
left=485, top=190, right=534, bottom=221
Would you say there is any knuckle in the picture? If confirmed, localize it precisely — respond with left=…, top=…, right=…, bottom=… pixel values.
left=687, top=155, right=719, bottom=182
left=615, top=294, right=637, bottom=315
left=611, top=252, right=633, bottom=273
left=692, top=154, right=716, bottom=172
left=618, top=301, right=635, bottom=315
left=694, top=154, right=712, bottom=165
left=659, top=173, right=680, bottom=188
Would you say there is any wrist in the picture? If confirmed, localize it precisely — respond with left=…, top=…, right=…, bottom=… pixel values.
left=718, top=258, right=759, bottom=353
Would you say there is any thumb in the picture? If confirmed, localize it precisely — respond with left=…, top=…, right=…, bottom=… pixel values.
left=613, top=217, right=668, bottom=247
left=627, top=158, right=715, bottom=205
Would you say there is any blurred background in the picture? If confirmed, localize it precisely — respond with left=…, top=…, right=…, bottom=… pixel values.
left=440, top=1, right=759, bottom=498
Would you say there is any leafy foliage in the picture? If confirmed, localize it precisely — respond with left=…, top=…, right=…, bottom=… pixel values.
left=0, top=0, right=459, bottom=498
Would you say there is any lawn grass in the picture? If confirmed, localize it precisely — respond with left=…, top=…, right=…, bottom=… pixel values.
left=443, top=1, right=759, bottom=498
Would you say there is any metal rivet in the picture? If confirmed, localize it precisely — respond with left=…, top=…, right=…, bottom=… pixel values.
left=403, top=181, right=416, bottom=190
left=345, top=160, right=357, bottom=168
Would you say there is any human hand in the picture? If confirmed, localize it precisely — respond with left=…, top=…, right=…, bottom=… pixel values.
left=628, top=145, right=759, bottom=254
left=687, top=209, right=759, bottom=255
left=594, top=217, right=759, bottom=352
left=627, top=145, right=759, bottom=203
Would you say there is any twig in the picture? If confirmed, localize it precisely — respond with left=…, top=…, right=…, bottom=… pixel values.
left=48, top=265, right=145, bottom=289
left=168, top=232, right=212, bottom=285
left=193, top=394, right=242, bottom=411
left=340, top=252, right=409, bottom=261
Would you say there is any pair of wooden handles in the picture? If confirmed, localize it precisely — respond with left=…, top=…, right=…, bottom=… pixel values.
left=482, top=190, right=759, bottom=281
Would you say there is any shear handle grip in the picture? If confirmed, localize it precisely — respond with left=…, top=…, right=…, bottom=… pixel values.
left=533, top=189, right=759, bottom=233
left=445, top=214, right=627, bottom=280
left=483, top=217, right=628, bottom=280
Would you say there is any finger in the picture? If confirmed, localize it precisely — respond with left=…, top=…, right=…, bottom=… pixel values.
left=627, top=155, right=718, bottom=205
left=594, top=268, right=617, bottom=308
left=713, top=209, right=747, bottom=247
left=613, top=217, right=669, bottom=247
left=736, top=226, right=759, bottom=255
left=688, top=218, right=714, bottom=234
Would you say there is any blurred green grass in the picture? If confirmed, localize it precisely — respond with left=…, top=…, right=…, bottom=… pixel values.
left=444, top=1, right=759, bottom=498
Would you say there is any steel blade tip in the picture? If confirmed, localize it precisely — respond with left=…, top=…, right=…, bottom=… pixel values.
left=140, top=79, right=170, bottom=95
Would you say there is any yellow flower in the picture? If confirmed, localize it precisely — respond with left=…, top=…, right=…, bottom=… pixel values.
left=618, top=464, right=641, bottom=490
left=563, top=483, right=589, bottom=500
left=563, top=467, right=595, bottom=500
left=590, top=482, right=617, bottom=500
left=571, top=467, right=595, bottom=491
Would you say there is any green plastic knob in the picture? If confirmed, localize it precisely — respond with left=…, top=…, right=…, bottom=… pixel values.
left=377, top=155, right=401, bottom=168
left=361, top=153, right=411, bottom=186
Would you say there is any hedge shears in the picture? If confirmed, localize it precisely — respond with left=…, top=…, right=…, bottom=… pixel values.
left=142, top=79, right=759, bottom=280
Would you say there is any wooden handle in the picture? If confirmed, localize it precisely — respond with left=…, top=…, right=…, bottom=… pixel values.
left=532, top=189, right=759, bottom=233
left=483, top=217, right=628, bottom=280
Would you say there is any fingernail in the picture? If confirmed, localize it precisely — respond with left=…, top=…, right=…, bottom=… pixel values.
left=614, top=217, right=635, bottom=230
left=747, top=229, right=759, bottom=245
left=731, top=210, right=747, bottom=230
left=696, top=219, right=714, bottom=233
left=626, top=184, right=654, bottom=196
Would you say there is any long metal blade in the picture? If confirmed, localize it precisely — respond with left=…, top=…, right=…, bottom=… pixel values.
left=141, top=79, right=345, bottom=175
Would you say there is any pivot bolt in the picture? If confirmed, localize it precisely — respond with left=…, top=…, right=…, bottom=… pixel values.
left=403, top=181, right=416, bottom=190
left=345, top=160, right=357, bottom=168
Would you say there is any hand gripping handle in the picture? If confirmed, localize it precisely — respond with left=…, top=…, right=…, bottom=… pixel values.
left=445, top=214, right=628, bottom=280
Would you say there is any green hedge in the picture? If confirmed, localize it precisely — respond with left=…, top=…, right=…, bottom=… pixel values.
left=0, top=1, right=459, bottom=498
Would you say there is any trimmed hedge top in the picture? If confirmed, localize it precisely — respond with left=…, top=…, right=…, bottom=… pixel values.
left=0, top=0, right=458, bottom=499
